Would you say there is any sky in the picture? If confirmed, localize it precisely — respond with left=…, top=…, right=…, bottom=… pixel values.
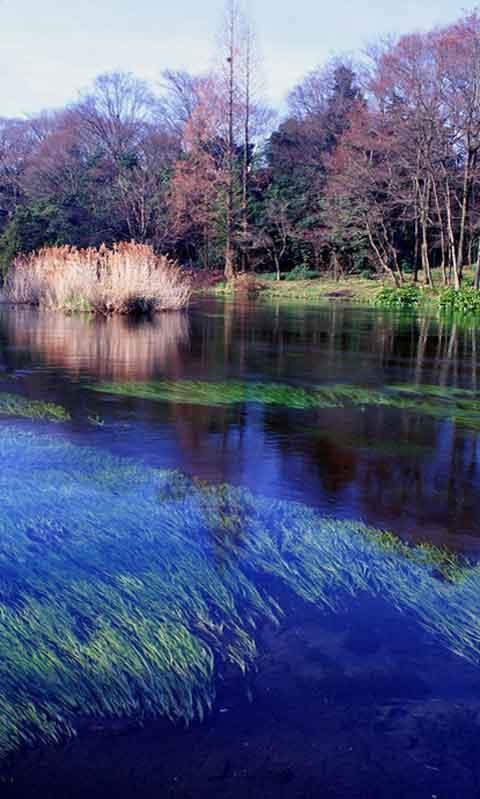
left=1, top=0, right=478, bottom=118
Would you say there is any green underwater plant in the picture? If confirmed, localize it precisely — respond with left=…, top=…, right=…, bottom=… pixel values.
left=0, top=426, right=479, bottom=759
left=90, top=378, right=480, bottom=432
left=0, top=393, right=69, bottom=422
left=89, top=379, right=339, bottom=410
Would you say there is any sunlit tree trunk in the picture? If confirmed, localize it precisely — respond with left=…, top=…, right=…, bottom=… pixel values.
left=240, top=31, right=251, bottom=273
left=223, top=2, right=237, bottom=282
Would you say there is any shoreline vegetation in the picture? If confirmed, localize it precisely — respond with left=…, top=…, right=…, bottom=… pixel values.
left=4, top=252, right=480, bottom=318
left=206, top=272, right=383, bottom=304
left=196, top=265, right=480, bottom=316
left=4, top=243, right=192, bottom=315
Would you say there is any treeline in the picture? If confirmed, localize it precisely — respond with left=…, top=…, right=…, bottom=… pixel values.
left=1, top=6, right=480, bottom=286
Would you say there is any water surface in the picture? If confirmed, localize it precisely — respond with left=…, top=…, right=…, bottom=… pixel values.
left=1, top=299, right=480, bottom=797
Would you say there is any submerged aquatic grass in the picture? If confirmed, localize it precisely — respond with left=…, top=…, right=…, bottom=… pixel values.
left=89, top=379, right=337, bottom=410
left=90, top=379, right=480, bottom=431
left=0, top=427, right=479, bottom=758
left=0, top=393, right=69, bottom=422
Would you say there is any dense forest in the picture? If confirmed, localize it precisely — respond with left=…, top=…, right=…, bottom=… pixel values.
left=1, top=5, right=480, bottom=287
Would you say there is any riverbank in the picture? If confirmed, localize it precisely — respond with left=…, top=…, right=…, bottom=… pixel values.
left=206, top=275, right=389, bottom=304
left=204, top=271, right=480, bottom=311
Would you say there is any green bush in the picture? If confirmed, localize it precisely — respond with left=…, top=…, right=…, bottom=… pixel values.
left=374, top=284, right=423, bottom=309
left=438, top=286, right=480, bottom=315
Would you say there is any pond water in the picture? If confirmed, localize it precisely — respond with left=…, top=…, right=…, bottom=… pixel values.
left=1, top=298, right=480, bottom=797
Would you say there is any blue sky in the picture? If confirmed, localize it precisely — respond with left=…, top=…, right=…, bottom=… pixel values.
left=1, top=0, right=477, bottom=117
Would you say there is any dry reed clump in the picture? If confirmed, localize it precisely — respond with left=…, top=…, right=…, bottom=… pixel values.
left=5, top=243, right=192, bottom=314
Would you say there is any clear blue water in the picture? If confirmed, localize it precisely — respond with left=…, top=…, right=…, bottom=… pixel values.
left=1, top=300, right=480, bottom=797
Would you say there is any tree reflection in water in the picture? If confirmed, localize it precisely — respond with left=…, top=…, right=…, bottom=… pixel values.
left=0, top=301, right=480, bottom=551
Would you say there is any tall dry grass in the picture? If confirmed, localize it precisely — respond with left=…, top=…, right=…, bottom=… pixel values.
left=5, top=243, right=192, bottom=314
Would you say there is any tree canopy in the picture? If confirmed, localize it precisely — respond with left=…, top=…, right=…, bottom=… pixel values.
left=2, top=7, right=480, bottom=286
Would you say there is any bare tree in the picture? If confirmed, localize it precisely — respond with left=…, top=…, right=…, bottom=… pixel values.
left=219, top=0, right=240, bottom=281
left=157, top=69, right=203, bottom=142
left=215, top=1, right=272, bottom=279
left=74, top=72, right=157, bottom=160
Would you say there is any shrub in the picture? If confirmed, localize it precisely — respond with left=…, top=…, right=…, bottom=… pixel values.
left=5, top=243, right=192, bottom=314
left=438, top=286, right=480, bottom=315
left=374, top=284, right=423, bottom=309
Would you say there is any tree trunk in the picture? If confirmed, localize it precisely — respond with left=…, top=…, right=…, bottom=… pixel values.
left=431, top=177, right=447, bottom=285
left=240, top=35, right=251, bottom=273
left=274, top=253, right=281, bottom=282
left=224, top=12, right=236, bottom=282
left=366, top=222, right=399, bottom=287
left=413, top=213, right=420, bottom=283
left=456, top=151, right=472, bottom=281
left=445, top=177, right=461, bottom=289
left=474, top=241, right=480, bottom=290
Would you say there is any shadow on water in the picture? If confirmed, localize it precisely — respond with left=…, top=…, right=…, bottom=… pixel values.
left=1, top=301, right=480, bottom=795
